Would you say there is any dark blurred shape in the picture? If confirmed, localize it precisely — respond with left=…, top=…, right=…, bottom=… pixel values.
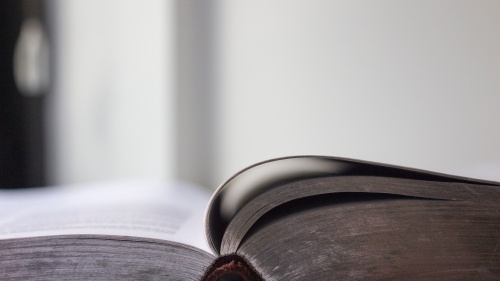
left=0, top=0, right=48, bottom=188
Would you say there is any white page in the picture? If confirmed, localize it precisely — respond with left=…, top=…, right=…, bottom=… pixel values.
left=0, top=181, right=212, bottom=253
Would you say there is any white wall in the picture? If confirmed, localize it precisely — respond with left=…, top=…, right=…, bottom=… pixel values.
left=46, top=0, right=175, bottom=185
left=45, top=1, right=500, bottom=188
left=209, top=0, right=500, bottom=186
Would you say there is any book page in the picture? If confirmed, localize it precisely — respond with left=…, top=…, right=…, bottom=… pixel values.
left=0, top=181, right=212, bottom=253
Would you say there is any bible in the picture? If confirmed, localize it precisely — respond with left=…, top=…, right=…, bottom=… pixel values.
left=1, top=156, right=499, bottom=280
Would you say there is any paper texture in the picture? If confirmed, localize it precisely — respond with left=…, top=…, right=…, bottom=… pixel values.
left=0, top=181, right=212, bottom=253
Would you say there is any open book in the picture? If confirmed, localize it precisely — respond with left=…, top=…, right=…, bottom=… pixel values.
left=1, top=156, right=499, bottom=280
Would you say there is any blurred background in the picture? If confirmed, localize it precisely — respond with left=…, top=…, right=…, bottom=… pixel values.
left=1, top=0, right=499, bottom=189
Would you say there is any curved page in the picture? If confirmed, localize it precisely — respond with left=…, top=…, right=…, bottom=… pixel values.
left=206, top=156, right=500, bottom=254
